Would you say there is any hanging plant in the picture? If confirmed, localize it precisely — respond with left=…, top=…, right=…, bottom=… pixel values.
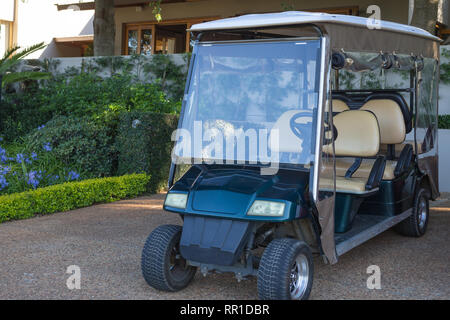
left=150, top=0, right=162, bottom=22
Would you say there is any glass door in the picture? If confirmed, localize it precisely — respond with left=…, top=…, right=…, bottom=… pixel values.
left=125, top=24, right=154, bottom=55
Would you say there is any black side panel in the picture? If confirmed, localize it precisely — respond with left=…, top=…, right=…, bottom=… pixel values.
left=180, top=216, right=252, bottom=266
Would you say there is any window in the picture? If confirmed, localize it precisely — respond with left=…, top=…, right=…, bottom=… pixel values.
left=123, top=17, right=218, bottom=55
left=125, top=24, right=154, bottom=55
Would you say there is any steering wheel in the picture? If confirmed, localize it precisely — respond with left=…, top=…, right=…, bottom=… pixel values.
left=289, top=111, right=313, bottom=141
left=323, top=122, right=338, bottom=145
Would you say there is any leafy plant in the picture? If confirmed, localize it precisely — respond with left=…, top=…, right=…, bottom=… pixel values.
left=438, top=115, right=450, bottom=129
left=144, top=54, right=188, bottom=101
left=150, top=0, right=162, bottom=22
left=440, top=49, right=450, bottom=85
left=25, top=115, right=115, bottom=178
left=0, top=139, right=82, bottom=195
left=116, top=111, right=179, bottom=193
left=0, top=42, right=50, bottom=100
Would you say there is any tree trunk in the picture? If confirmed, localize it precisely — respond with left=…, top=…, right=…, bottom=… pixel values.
left=410, top=0, right=439, bottom=34
left=94, top=0, right=116, bottom=56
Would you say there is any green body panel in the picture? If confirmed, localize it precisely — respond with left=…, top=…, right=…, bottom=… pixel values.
left=165, top=165, right=310, bottom=222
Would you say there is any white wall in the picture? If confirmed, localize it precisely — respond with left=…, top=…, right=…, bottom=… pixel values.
left=440, top=45, right=450, bottom=115
left=16, top=0, right=94, bottom=58
left=438, top=130, right=450, bottom=192
left=0, top=0, right=15, bottom=21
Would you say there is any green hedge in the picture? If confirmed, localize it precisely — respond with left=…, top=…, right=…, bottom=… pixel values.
left=116, top=112, right=179, bottom=193
left=438, top=115, right=450, bottom=129
left=0, top=174, right=150, bottom=223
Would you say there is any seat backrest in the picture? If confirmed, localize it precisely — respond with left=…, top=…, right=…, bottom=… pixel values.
left=332, top=99, right=350, bottom=113
left=363, top=93, right=412, bottom=132
left=324, top=110, right=380, bottom=157
left=360, top=99, right=406, bottom=145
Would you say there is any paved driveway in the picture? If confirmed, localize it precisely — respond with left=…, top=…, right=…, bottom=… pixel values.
left=0, top=193, right=448, bottom=300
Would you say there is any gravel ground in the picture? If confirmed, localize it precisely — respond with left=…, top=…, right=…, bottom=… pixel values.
left=0, top=193, right=448, bottom=300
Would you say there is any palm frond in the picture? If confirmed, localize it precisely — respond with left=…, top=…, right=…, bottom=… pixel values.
left=1, top=71, right=51, bottom=86
left=0, top=42, right=47, bottom=74
left=1, top=46, right=20, bottom=62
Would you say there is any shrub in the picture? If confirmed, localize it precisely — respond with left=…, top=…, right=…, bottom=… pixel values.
left=24, top=115, right=115, bottom=177
left=36, top=72, right=181, bottom=117
left=0, top=93, right=53, bottom=141
left=0, top=71, right=182, bottom=143
left=143, top=54, right=189, bottom=101
left=116, top=111, right=179, bottom=193
left=0, top=174, right=150, bottom=223
left=438, top=115, right=450, bottom=129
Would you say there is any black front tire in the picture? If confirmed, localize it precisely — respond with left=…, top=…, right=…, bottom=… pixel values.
left=395, top=188, right=429, bottom=237
left=141, top=224, right=197, bottom=292
left=257, top=238, right=313, bottom=300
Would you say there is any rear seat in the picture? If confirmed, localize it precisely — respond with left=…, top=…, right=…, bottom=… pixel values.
left=359, top=98, right=409, bottom=177
left=327, top=96, right=410, bottom=181
left=320, top=110, right=385, bottom=194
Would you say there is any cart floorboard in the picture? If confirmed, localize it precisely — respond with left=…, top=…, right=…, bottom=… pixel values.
left=335, top=209, right=412, bottom=256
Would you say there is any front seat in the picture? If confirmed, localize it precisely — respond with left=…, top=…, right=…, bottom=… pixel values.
left=321, top=110, right=386, bottom=194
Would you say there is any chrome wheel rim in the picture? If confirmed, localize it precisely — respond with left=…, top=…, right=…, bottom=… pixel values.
left=418, top=197, right=428, bottom=230
left=289, top=254, right=309, bottom=299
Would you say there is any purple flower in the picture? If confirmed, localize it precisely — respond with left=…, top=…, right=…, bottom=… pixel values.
left=0, top=166, right=10, bottom=175
left=0, top=147, right=7, bottom=163
left=0, top=175, right=8, bottom=190
left=27, top=170, right=41, bottom=189
left=15, top=153, right=25, bottom=164
left=37, top=125, right=45, bottom=130
left=30, top=152, right=38, bottom=161
left=68, top=171, right=80, bottom=181
left=43, top=143, right=52, bottom=152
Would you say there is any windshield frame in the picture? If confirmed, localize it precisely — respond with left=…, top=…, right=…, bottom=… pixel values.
left=176, top=37, right=324, bottom=173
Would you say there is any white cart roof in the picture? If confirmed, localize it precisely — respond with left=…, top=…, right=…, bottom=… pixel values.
left=190, top=11, right=441, bottom=58
left=190, top=11, right=439, bottom=41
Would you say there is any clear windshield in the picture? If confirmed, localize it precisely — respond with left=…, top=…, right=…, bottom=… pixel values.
left=175, top=39, right=322, bottom=167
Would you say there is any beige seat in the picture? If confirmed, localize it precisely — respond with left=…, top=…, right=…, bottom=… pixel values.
left=360, top=99, right=406, bottom=145
left=325, top=98, right=408, bottom=182
left=332, top=99, right=350, bottom=112
left=322, top=158, right=397, bottom=180
left=359, top=98, right=407, bottom=179
left=321, top=110, right=382, bottom=194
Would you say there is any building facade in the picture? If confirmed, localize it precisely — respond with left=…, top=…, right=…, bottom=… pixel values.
left=0, top=0, right=448, bottom=58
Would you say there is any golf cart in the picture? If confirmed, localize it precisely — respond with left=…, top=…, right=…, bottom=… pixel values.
left=141, top=11, right=441, bottom=300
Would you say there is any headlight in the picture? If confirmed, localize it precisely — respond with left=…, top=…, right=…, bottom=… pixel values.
left=165, top=193, right=188, bottom=209
left=247, top=200, right=285, bottom=217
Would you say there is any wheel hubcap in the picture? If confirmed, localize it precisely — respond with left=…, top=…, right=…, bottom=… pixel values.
left=289, top=254, right=309, bottom=299
left=169, top=244, right=189, bottom=280
left=418, top=197, right=428, bottom=230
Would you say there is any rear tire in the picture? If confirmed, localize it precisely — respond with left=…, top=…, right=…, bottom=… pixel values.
left=395, top=188, right=429, bottom=237
left=257, top=238, right=313, bottom=300
left=141, top=224, right=197, bottom=292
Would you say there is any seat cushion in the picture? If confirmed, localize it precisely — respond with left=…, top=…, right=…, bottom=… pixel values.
left=321, top=158, right=396, bottom=181
left=319, top=176, right=370, bottom=194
